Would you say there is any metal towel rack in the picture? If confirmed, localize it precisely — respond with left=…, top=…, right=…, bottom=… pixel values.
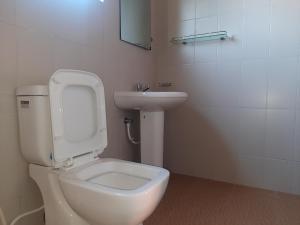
left=170, top=31, right=232, bottom=45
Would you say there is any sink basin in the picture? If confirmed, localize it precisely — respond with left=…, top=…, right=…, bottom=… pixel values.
left=114, top=91, right=188, bottom=111
left=114, top=91, right=188, bottom=167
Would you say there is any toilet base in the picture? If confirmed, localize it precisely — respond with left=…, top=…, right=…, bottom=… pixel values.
left=30, top=164, right=152, bottom=225
left=29, top=164, right=90, bottom=225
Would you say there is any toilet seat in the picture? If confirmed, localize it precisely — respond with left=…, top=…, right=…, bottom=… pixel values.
left=49, top=70, right=107, bottom=168
left=59, top=158, right=169, bottom=193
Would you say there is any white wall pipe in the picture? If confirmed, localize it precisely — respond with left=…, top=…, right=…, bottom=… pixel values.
left=10, top=206, right=44, bottom=225
left=124, top=118, right=140, bottom=145
left=0, top=208, right=7, bottom=225
left=0, top=206, right=44, bottom=225
left=126, top=123, right=140, bottom=145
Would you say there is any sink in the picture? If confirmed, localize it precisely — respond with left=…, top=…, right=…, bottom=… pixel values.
left=114, top=91, right=188, bottom=168
left=114, top=91, right=188, bottom=111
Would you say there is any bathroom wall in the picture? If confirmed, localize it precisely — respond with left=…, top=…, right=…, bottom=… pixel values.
left=0, top=0, right=157, bottom=224
left=156, top=0, right=300, bottom=195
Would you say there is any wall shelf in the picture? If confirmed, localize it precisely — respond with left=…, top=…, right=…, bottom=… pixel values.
left=170, top=31, right=231, bottom=45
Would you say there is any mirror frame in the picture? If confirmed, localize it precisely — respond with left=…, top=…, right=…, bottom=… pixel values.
left=119, top=0, right=152, bottom=50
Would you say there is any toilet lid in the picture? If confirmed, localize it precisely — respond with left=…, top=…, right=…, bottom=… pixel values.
left=49, top=70, right=107, bottom=165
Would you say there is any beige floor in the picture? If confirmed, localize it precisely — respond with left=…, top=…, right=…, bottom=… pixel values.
left=145, top=174, right=300, bottom=225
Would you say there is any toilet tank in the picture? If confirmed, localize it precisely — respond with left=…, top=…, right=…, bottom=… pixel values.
left=16, top=85, right=53, bottom=166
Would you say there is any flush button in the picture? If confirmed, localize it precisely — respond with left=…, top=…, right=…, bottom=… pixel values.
left=20, top=100, right=30, bottom=108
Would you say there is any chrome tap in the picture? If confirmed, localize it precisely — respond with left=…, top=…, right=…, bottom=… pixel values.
left=136, top=83, right=150, bottom=92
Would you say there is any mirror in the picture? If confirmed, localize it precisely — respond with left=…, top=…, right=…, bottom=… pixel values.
left=120, top=0, right=151, bottom=50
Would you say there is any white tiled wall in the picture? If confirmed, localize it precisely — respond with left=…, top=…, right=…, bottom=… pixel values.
left=0, top=0, right=157, bottom=224
left=156, top=0, right=300, bottom=195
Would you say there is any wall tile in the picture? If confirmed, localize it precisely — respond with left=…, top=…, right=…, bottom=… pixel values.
left=0, top=112, right=26, bottom=202
left=167, top=43, right=195, bottom=66
left=290, top=161, right=300, bottom=195
left=240, top=60, right=268, bottom=108
left=263, top=158, right=292, bottom=193
left=202, top=107, right=240, bottom=154
left=267, top=58, right=299, bottom=109
left=297, top=82, right=300, bottom=110
left=0, top=0, right=16, bottom=24
left=82, top=46, right=105, bottom=75
left=270, top=0, right=300, bottom=57
left=296, top=65, right=300, bottom=110
left=0, top=94, right=18, bottom=116
left=217, top=0, right=244, bottom=14
left=243, top=0, right=270, bottom=59
left=17, top=27, right=54, bottom=86
left=265, top=110, right=295, bottom=160
left=236, top=156, right=265, bottom=188
left=16, top=0, right=99, bottom=45
left=238, top=109, right=266, bottom=157
left=213, top=61, right=242, bottom=106
left=168, top=0, right=196, bottom=21
left=294, top=110, right=300, bottom=161
left=212, top=155, right=238, bottom=183
left=85, top=0, right=105, bottom=48
left=196, top=0, right=217, bottom=18
left=190, top=63, right=218, bottom=106
left=0, top=22, right=17, bottom=95
left=53, top=38, right=84, bottom=71
left=16, top=0, right=59, bottom=35
left=52, top=0, right=90, bottom=45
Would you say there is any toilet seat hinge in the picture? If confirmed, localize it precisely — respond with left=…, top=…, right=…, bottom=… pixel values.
left=53, top=157, right=74, bottom=169
left=92, top=150, right=101, bottom=159
left=63, top=158, right=74, bottom=168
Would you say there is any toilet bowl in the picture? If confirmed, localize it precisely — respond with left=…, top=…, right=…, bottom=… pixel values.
left=16, top=70, right=169, bottom=225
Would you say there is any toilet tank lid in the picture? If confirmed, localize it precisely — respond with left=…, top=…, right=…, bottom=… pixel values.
left=16, top=85, right=49, bottom=96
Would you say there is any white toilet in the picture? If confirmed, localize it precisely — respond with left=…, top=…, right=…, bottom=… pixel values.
left=16, top=70, right=169, bottom=225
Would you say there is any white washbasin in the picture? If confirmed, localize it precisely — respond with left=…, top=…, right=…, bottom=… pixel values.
left=114, top=91, right=188, bottom=111
left=114, top=91, right=188, bottom=167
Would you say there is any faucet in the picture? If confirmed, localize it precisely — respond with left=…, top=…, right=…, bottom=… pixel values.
left=136, top=83, right=150, bottom=92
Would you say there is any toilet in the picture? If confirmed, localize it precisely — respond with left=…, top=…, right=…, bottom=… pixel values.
left=16, top=70, right=169, bottom=225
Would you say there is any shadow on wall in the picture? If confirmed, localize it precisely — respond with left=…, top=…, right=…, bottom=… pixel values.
left=164, top=101, right=239, bottom=184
